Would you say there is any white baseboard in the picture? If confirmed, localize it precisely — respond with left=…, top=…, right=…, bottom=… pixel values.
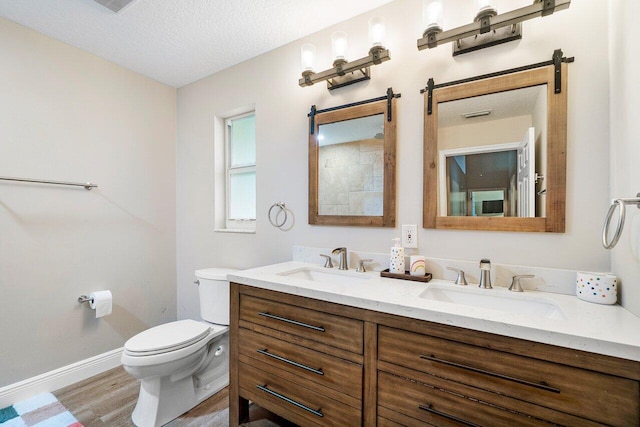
left=0, top=347, right=123, bottom=408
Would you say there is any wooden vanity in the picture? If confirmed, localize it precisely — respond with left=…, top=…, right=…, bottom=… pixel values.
left=229, top=283, right=640, bottom=426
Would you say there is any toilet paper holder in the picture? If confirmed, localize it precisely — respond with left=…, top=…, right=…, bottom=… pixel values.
left=77, top=295, right=93, bottom=304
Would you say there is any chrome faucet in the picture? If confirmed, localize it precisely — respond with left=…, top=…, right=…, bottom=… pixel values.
left=479, top=259, right=492, bottom=289
left=509, top=274, right=535, bottom=292
left=356, top=259, right=373, bottom=273
left=447, top=267, right=468, bottom=286
left=332, top=247, right=348, bottom=270
left=320, top=254, right=334, bottom=268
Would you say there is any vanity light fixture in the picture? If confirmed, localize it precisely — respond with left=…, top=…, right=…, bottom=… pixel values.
left=418, top=0, right=571, bottom=56
left=299, top=17, right=390, bottom=90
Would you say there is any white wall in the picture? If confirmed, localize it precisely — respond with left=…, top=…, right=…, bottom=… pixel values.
left=609, top=2, right=640, bottom=317
left=177, top=0, right=614, bottom=319
left=0, top=18, right=177, bottom=386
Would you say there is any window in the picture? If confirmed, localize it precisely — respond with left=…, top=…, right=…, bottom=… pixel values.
left=224, top=112, right=256, bottom=231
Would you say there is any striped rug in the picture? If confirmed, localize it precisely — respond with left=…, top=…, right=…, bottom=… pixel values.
left=0, top=393, right=82, bottom=427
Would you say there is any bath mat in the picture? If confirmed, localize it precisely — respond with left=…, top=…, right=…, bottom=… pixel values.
left=0, top=392, right=82, bottom=427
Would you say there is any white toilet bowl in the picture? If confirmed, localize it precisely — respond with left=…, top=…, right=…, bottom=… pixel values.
left=121, top=268, right=236, bottom=427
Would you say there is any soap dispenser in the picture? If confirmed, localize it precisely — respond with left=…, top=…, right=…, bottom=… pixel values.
left=390, top=238, right=405, bottom=274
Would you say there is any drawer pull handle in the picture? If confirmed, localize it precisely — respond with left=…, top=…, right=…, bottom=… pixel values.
left=419, top=354, right=560, bottom=394
left=258, top=312, right=325, bottom=332
left=257, top=349, right=324, bottom=376
left=419, top=404, right=480, bottom=427
left=256, top=384, right=324, bottom=418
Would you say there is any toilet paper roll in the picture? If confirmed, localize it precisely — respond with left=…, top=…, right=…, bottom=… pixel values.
left=89, top=290, right=112, bottom=318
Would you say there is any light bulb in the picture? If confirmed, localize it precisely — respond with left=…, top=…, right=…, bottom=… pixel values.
left=475, top=0, right=497, bottom=17
left=423, top=0, right=443, bottom=32
left=368, top=17, right=386, bottom=49
left=331, top=31, right=348, bottom=63
left=300, top=43, right=316, bottom=73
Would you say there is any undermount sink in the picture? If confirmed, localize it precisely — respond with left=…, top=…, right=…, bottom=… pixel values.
left=278, top=267, right=371, bottom=285
left=420, top=284, right=567, bottom=320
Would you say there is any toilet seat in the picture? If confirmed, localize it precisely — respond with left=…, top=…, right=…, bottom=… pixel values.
left=122, top=320, right=228, bottom=367
left=125, top=319, right=211, bottom=356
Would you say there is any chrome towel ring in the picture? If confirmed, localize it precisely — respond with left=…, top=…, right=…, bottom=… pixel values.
left=602, top=193, right=640, bottom=249
left=268, top=202, right=288, bottom=228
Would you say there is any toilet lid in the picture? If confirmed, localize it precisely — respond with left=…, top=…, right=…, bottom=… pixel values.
left=124, top=319, right=211, bottom=355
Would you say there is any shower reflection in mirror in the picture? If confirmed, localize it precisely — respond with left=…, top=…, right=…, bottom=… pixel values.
left=317, top=113, right=385, bottom=217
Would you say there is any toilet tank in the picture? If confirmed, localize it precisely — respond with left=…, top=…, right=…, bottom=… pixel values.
left=194, top=268, right=238, bottom=326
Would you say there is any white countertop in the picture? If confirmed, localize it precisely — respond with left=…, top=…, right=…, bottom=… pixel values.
left=229, top=261, right=640, bottom=362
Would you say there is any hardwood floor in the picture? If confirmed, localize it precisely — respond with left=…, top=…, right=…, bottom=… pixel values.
left=54, top=366, right=297, bottom=427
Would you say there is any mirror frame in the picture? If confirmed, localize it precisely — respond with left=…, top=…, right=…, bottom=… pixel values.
left=423, top=64, right=567, bottom=232
left=309, top=98, right=397, bottom=227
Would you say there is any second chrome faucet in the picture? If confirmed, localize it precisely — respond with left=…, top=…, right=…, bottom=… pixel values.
left=332, top=247, right=348, bottom=270
left=479, top=259, right=492, bottom=289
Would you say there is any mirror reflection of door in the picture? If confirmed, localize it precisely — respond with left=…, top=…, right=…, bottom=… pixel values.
left=443, top=147, right=517, bottom=217
left=442, top=127, right=536, bottom=218
left=438, top=84, right=547, bottom=218
left=517, top=127, right=536, bottom=217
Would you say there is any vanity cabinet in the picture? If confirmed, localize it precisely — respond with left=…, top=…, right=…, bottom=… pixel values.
left=230, top=283, right=640, bottom=426
left=231, top=286, right=367, bottom=426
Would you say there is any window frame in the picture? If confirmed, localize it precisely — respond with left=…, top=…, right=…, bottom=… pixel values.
left=217, top=109, right=256, bottom=233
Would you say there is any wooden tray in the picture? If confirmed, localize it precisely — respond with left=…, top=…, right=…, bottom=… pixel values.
left=380, top=269, right=432, bottom=283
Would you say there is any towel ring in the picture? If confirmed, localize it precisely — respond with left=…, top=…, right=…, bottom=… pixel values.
left=268, top=202, right=288, bottom=228
left=602, top=193, right=640, bottom=249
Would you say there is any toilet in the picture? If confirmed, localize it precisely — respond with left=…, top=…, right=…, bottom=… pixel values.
left=121, top=268, right=236, bottom=427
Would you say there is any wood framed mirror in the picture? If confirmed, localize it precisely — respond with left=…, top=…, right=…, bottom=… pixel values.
left=423, top=58, right=568, bottom=232
left=309, top=91, right=398, bottom=227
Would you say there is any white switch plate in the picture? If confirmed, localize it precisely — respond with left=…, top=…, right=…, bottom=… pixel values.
left=402, top=224, right=418, bottom=248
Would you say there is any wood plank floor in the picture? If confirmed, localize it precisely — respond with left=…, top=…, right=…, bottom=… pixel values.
left=54, top=366, right=297, bottom=427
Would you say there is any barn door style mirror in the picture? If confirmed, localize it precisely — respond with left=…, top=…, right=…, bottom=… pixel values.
left=423, top=50, right=572, bottom=232
left=309, top=88, right=400, bottom=227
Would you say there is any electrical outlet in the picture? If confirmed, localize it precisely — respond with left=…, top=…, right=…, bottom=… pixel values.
left=402, top=224, right=418, bottom=248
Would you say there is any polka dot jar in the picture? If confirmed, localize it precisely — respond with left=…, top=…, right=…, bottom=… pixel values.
left=576, top=271, right=617, bottom=305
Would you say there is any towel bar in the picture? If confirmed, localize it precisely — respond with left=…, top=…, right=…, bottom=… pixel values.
left=602, top=192, right=640, bottom=249
left=0, top=176, right=97, bottom=190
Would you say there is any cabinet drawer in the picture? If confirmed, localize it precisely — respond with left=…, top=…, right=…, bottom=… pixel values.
left=239, top=328, right=362, bottom=399
left=239, top=362, right=361, bottom=427
left=239, top=294, right=363, bottom=354
left=378, top=326, right=639, bottom=426
left=378, top=371, right=546, bottom=427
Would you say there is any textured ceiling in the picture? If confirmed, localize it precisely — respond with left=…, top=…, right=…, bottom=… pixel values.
left=0, top=0, right=394, bottom=88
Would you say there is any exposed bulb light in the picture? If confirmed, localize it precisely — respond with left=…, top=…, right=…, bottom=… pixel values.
left=417, top=0, right=571, bottom=56
left=299, top=17, right=391, bottom=90
left=474, top=0, right=497, bottom=20
left=300, top=43, right=316, bottom=74
left=422, top=0, right=443, bottom=36
left=368, top=17, right=386, bottom=52
left=331, top=31, right=348, bottom=65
